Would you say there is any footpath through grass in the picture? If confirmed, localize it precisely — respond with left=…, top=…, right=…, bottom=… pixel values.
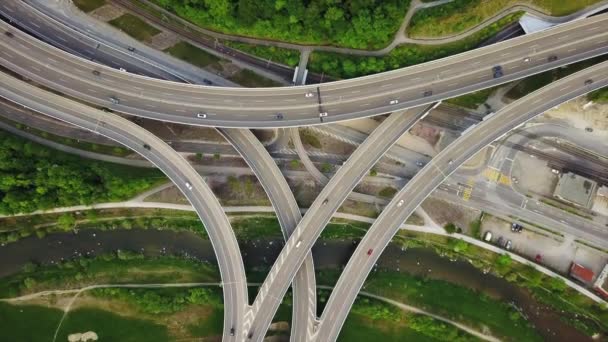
left=408, top=0, right=602, bottom=38
left=309, top=12, right=523, bottom=79
left=109, top=13, right=161, bottom=42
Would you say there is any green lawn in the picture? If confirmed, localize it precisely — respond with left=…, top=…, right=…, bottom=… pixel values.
left=446, top=87, right=496, bottom=109
left=358, top=272, right=543, bottom=341
left=0, top=302, right=168, bottom=342
left=408, top=0, right=602, bottom=38
left=164, top=41, right=223, bottom=69
left=339, top=314, right=440, bottom=342
left=228, top=69, right=282, bottom=87
left=109, top=13, right=161, bottom=42
left=72, top=0, right=106, bottom=12
left=187, top=308, right=224, bottom=337
left=588, top=87, right=608, bottom=103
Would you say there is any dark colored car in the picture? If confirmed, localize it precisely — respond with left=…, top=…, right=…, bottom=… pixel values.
left=492, top=65, right=503, bottom=78
left=585, top=79, right=593, bottom=85
left=92, top=70, right=100, bottom=76
left=275, top=113, right=284, bottom=120
left=5, top=31, right=14, bottom=38
left=203, top=79, right=213, bottom=85
left=230, top=328, right=235, bottom=336
left=248, top=331, right=254, bottom=339
left=322, top=198, right=329, bottom=205
left=497, top=237, right=504, bottom=247
left=127, top=46, right=135, bottom=52
left=547, top=55, right=558, bottom=62
left=423, top=90, right=433, bottom=97
left=367, top=248, right=373, bottom=256
left=143, top=143, right=151, bottom=150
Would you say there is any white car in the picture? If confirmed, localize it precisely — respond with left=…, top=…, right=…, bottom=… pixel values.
left=389, top=99, right=399, bottom=105
left=397, top=199, right=404, bottom=207
left=305, top=92, right=314, bottom=98
left=185, top=181, right=193, bottom=190
left=196, top=112, right=207, bottom=118
left=119, top=67, right=127, bottom=72
left=319, top=112, right=328, bottom=117
left=296, top=240, right=302, bottom=248
left=523, top=57, right=531, bottom=62
left=551, top=169, right=560, bottom=175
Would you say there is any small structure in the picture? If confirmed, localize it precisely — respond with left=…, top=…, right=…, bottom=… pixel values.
left=553, top=172, right=598, bottom=209
left=570, top=262, right=595, bottom=284
left=593, top=263, right=608, bottom=299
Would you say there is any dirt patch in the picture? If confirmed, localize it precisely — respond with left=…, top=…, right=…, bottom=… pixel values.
left=409, top=122, right=441, bottom=148
left=289, top=178, right=321, bottom=208
left=301, top=128, right=355, bottom=155
left=421, top=197, right=481, bottom=232
left=145, top=185, right=188, bottom=204
left=210, top=175, right=270, bottom=206
left=89, top=4, right=125, bottom=21
left=148, top=31, right=181, bottom=51
left=134, top=118, right=225, bottom=142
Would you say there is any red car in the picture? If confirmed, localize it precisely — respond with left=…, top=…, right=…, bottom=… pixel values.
left=367, top=249, right=373, bottom=256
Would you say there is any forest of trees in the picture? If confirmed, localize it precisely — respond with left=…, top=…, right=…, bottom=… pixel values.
left=151, top=0, right=410, bottom=49
left=0, top=130, right=163, bottom=215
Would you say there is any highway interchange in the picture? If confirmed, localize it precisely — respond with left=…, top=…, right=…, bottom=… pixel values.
left=0, top=2, right=607, bottom=340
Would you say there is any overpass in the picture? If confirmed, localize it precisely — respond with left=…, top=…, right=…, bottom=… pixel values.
left=312, top=60, right=608, bottom=342
left=0, top=14, right=606, bottom=127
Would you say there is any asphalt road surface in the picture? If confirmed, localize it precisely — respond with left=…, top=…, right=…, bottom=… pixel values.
left=0, top=74, right=249, bottom=342
left=0, top=14, right=607, bottom=127
left=245, top=104, right=436, bottom=341
left=313, top=60, right=608, bottom=342
left=217, top=128, right=317, bottom=341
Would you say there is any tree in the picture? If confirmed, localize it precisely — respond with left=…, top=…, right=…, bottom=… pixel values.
left=369, top=168, right=377, bottom=176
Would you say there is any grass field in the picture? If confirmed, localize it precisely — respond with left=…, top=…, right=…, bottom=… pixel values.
left=164, top=41, right=223, bottom=69
left=408, top=0, right=602, bottom=38
left=0, top=302, right=169, bottom=342
left=446, top=87, right=496, bottom=109
left=228, top=69, right=282, bottom=87
left=109, top=13, right=161, bottom=42
left=223, top=41, right=301, bottom=67
left=72, top=0, right=106, bottom=12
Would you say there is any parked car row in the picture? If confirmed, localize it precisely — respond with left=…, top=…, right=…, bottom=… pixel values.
left=483, top=231, right=512, bottom=250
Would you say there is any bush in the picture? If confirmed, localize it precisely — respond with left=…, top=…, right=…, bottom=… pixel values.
left=443, top=223, right=457, bottom=234
left=379, top=187, right=398, bottom=198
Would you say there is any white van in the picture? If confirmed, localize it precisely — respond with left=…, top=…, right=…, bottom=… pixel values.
left=483, top=231, right=492, bottom=242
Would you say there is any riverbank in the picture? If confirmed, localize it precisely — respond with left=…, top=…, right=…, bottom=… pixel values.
left=0, top=224, right=603, bottom=340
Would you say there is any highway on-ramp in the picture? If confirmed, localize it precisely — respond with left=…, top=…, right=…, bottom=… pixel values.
left=312, top=60, right=608, bottom=342
left=0, top=14, right=607, bottom=127
left=217, top=128, right=317, bottom=342
left=0, top=73, right=249, bottom=341
left=245, top=104, right=437, bottom=341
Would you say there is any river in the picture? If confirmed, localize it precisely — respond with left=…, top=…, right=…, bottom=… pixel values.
left=0, top=229, right=594, bottom=341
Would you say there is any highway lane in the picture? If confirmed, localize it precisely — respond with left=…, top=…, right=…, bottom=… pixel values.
left=313, top=60, right=608, bottom=342
left=0, top=14, right=607, bottom=127
left=217, top=128, right=316, bottom=342
left=245, top=104, right=437, bottom=341
left=0, top=73, right=249, bottom=341
left=0, top=0, right=236, bottom=86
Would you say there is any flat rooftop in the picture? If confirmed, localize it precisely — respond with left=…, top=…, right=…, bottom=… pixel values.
left=553, top=172, right=597, bottom=209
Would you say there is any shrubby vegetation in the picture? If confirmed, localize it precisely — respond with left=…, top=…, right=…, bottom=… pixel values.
left=93, top=287, right=221, bottom=314
left=150, top=0, right=410, bottom=49
left=309, top=13, right=522, bottom=79
left=0, top=130, right=163, bottom=215
left=408, top=0, right=600, bottom=38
